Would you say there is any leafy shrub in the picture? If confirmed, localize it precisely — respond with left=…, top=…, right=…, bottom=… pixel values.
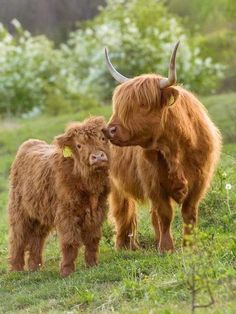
left=0, top=21, right=63, bottom=115
left=0, top=21, right=100, bottom=116
left=197, top=29, right=236, bottom=92
left=0, top=1, right=224, bottom=116
left=42, top=84, right=101, bottom=116
left=167, top=0, right=236, bottom=92
left=63, top=0, right=224, bottom=100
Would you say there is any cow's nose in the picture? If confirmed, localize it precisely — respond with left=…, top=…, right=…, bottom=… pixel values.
left=108, top=126, right=116, bottom=138
left=89, top=151, right=108, bottom=165
left=102, top=126, right=117, bottom=139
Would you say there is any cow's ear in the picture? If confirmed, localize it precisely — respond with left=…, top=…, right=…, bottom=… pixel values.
left=161, top=87, right=180, bottom=107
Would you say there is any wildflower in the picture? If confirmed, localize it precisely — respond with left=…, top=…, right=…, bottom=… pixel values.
left=225, top=183, right=232, bottom=190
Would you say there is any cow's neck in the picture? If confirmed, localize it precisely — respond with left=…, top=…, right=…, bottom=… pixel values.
left=153, top=108, right=188, bottom=155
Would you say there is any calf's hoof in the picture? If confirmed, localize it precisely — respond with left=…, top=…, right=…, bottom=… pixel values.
left=86, top=260, right=98, bottom=268
left=60, top=264, right=75, bottom=278
left=28, top=261, right=42, bottom=272
left=9, top=262, right=24, bottom=272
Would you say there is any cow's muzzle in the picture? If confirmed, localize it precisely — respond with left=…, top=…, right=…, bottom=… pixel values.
left=102, top=126, right=116, bottom=139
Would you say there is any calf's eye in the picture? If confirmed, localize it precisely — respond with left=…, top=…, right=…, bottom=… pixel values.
left=77, top=144, right=81, bottom=149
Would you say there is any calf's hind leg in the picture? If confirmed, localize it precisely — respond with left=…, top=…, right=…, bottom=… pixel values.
left=26, top=221, right=50, bottom=271
left=8, top=214, right=30, bottom=271
left=110, top=185, right=139, bottom=250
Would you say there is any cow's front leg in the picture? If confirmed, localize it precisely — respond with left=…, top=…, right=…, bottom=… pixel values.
left=110, top=185, right=139, bottom=250
left=168, top=166, right=188, bottom=204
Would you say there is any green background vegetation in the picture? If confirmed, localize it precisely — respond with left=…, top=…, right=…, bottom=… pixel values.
left=0, top=0, right=236, bottom=116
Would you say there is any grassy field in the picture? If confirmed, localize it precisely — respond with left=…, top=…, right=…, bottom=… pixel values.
left=0, top=94, right=235, bottom=313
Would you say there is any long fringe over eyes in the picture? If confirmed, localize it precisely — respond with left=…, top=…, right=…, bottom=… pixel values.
left=112, top=75, right=162, bottom=134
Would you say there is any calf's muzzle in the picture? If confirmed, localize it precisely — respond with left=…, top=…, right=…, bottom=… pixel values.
left=89, top=151, right=108, bottom=166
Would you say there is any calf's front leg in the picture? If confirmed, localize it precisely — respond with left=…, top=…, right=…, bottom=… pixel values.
left=56, top=210, right=81, bottom=277
left=59, top=242, right=79, bottom=277
left=81, top=227, right=102, bottom=267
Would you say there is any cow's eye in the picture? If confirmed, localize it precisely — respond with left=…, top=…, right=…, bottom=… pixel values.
left=77, top=144, right=81, bottom=149
left=101, top=136, right=106, bottom=142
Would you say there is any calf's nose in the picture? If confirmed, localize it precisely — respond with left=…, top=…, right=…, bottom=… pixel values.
left=89, top=151, right=108, bottom=165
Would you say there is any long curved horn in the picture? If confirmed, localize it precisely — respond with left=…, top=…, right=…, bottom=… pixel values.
left=160, top=41, right=180, bottom=89
left=104, top=48, right=130, bottom=84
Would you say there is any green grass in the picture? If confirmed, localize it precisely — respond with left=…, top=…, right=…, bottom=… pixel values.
left=0, top=94, right=236, bottom=313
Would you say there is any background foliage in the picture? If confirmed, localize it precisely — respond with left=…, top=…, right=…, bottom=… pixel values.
left=0, top=0, right=229, bottom=116
left=64, top=0, right=223, bottom=101
left=167, top=0, right=236, bottom=91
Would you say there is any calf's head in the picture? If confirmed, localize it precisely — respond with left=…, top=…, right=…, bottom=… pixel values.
left=103, top=42, right=180, bottom=148
left=55, top=116, right=109, bottom=173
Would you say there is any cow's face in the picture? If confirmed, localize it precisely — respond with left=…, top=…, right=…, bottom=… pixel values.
left=103, top=75, right=179, bottom=148
left=103, top=41, right=180, bottom=148
left=105, top=113, right=153, bottom=148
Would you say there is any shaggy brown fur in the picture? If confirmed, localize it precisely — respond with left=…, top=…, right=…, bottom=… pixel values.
left=104, top=74, right=221, bottom=252
left=8, top=116, right=110, bottom=277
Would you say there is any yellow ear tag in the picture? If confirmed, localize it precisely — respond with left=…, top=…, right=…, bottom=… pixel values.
left=63, top=146, right=73, bottom=158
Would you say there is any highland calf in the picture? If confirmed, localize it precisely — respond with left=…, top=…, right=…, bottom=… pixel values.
left=103, top=42, right=221, bottom=252
left=8, top=117, right=110, bottom=277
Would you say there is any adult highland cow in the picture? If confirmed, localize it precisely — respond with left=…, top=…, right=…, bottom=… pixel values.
left=8, top=117, right=110, bottom=277
left=103, top=42, right=221, bottom=252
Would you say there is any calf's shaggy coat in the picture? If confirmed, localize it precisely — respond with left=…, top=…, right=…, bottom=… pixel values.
left=8, top=117, right=110, bottom=277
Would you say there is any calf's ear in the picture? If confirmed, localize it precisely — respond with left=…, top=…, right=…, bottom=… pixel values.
left=161, top=87, right=180, bottom=108
left=54, top=133, right=71, bottom=148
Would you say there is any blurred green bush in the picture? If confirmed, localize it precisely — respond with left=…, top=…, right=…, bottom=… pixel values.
left=167, top=0, right=236, bottom=92
left=0, top=0, right=224, bottom=116
left=0, top=21, right=99, bottom=116
left=64, top=0, right=223, bottom=100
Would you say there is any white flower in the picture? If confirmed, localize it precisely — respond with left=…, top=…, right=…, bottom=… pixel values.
left=225, top=184, right=232, bottom=190
left=11, top=19, right=21, bottom=29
